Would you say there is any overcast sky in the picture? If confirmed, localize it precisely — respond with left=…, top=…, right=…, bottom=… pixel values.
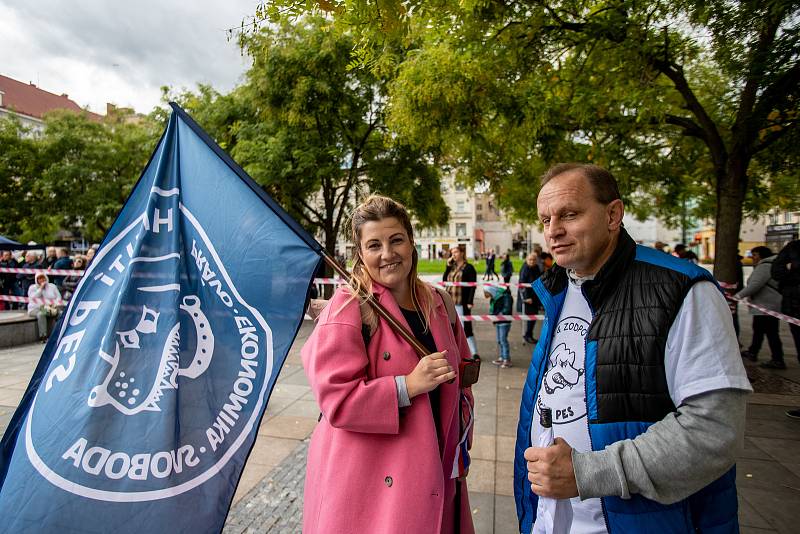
left=0, top=0, right=257, bottom=114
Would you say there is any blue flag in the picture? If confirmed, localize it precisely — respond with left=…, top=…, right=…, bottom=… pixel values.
left=0, top=104, right=323, bottom=533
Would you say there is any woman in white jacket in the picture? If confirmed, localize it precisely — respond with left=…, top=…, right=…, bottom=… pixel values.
left=27, top=272, right=62, bottom=341
left=736, top=247, right=784, bottom=369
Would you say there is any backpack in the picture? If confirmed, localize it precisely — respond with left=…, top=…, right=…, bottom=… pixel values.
left=489, top=288, right=513, bottom=316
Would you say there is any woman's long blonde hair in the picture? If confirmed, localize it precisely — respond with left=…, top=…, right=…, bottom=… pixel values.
left=345, top=195, right=435, bottom=333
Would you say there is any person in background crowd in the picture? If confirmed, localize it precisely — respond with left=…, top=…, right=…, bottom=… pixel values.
left=27, top=272, right=62, bottom=341
left=484, top=250, right=498, bottom=281
left=772, top=240, right=800, bottom=419
left=532, top=244, right=544, bottom=272
left=518, top=252, right=541, bottom=345
left=85, top=245, right=99, bottom=265
left=683, top=250, right=699, bottom=264
left=51, top=247, right=73, bottom=289
left=43, top=246, right=58, bottom=268
left=485, top=284, right=514, bottom=367
left=737, top=246, right=784, bottom=369
left=515, top=163, right=750, bottom=534
left=15, top=251, right=40, bottom=304
left=500, top=253, right=514, bottom=284
left=0, top=250, right=17, bottom=310
left=445, top=245, right=480, bottom=359
left=732, top=255, right=745, bottom=344
left=653, top=241, right=666, bottom=252
left=540, top=252, right=554, bottom=270
left=301, top=195, right=475, bottom=534
left=61, top=255, right=86, bottom=301
left=672, top=243, right=687, bottom=258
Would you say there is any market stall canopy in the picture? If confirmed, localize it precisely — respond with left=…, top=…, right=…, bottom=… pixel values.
left=0, top=235, right=39, bottom=250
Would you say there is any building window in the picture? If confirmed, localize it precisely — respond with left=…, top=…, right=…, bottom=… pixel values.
left=770, top=213, right=779, bottom=225
left=456, top=200, right=465, bottom=212
left=476, top=214, right=483, bottom=222
left=476, top=203, right=482, bottom=211
left=455, top=182, right=465, bottom=192
left=456, top=223, right=467, bottom=237
left=785, top=211, right=793, bottom=223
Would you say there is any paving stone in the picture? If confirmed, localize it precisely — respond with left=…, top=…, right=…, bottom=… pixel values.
left=738, top=495, right=774, bottom=529
left=276, top=370, right=313, bottom=387
left=748, top=436, right=800, bottom=465
left=736, top=458, right=800, bottom=495
left=496, top=435, right=516, bottom=462
left=471, top=434, right=496, bottom=461
left=739, top=486, right=800, bottom=534
left=747, top=403, right=800, bottom=421
left=279, top=399, right=321, bottom=419
left=468, top=491, right=494, bottom=534
left=468, top=459, right=496, bottom=494
left=746, top=418, right=800, bottom=441
left=494, top=461, right=514, bottom=497
left=247, top=436, right=301, bottom=469
left=740, top=437, right=774, bottom=461
left=269, top=384, right=310, bottom=401
left=496, top=416, right=519, bottom=437
left=473, top=414, right=496, bottom=436
left=494, top=494, right=519, bottom=534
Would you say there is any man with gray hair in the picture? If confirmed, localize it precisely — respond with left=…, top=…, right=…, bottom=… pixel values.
left=514, top=163, right=751, bottom=533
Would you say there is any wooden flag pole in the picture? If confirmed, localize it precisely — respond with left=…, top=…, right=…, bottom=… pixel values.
left=320, top=251, right=429, bottom=358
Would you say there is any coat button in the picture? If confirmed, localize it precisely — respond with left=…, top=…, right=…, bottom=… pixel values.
left=384, top=476, right=393, bottom=487
left=383, top=351, right=391, bottom=361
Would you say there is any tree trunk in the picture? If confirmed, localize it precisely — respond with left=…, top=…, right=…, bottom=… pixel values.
left=323, top=224, right=338, bottom=298
left=713, top=160, right=747, bottom=285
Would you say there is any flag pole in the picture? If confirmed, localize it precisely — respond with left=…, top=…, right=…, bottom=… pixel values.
left=320, top=251, right=429, bottom=358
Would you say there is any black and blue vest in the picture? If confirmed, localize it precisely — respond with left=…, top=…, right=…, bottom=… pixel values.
left=513, top=230, right=739, bottom=533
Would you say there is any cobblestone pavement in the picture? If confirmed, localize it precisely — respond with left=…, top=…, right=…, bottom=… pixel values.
left=224, top=440, right=308, bottom=533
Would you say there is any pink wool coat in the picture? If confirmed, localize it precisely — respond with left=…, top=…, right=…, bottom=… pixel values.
left=301, top=282, right=476, bottom=534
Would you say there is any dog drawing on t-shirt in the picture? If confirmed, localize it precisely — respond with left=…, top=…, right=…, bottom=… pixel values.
left=543, top=343, right=585, bottom=394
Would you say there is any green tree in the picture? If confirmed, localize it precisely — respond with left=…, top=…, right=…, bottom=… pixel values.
left=0, top=117, right=40, bottom=240
left=185, top=17, right=448, bottom=263
left=30, top=109, right=158, bottom=243
left=251, top=1, right=800, bottom=283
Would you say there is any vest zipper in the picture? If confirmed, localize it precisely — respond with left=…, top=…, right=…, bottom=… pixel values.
left=580, top=285, right=612, bottom=533
left=524, top=281, right=552, bottom=532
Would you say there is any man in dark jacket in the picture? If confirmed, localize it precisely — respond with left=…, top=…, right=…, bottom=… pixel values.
left=518, top=253, right=541, bottom=344
left=772, top=240, right=800, bottom=420
left=514, top=163, right=751, bottom=534
left=0, top=250, right=17, bottom=309
left=15, top=251, right=40, bottom=302
left=51, top=247, right=74, bottom=289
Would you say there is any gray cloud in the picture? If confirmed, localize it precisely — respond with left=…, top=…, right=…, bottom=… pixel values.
left=1, top=0, right=256, bottom=112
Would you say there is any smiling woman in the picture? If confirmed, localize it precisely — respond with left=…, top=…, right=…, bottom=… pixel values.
left=301, top=195, right=476, bottom=534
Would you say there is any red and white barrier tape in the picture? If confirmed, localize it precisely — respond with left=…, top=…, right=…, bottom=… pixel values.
left=433, top=281, right=533, bottom=288
left=0, top=295, right=66, bottom=306
left=311, top=277, right=533, bottom=288
left=1, top=269, right=532, bottom=288
left=0, top=267, right=84, bottom=276
left=302, top=312, right=543, bottom=322
left=5, top=268, right=795, bottom=326
left=718, top=281, right=800, bottom=327
left=457, top=314, right=544, bottom=322
left=2, top=293, right=543, bottom=321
